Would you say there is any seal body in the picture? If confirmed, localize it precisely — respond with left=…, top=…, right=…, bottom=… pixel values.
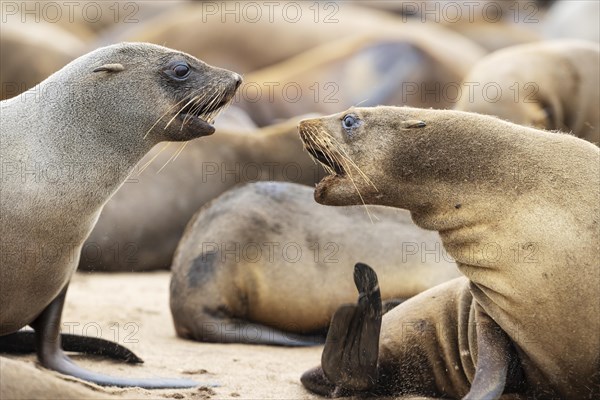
left=456, top=40, right=600, bottom=144
left=0, top=42, right=240, bottom=387
left=238, top=28, right=484, bottom=126
left=170, top=182, right=459, bottom=344
left=298, top=106, right=599, bottom=398
left=79, top=114, right=323, bottom=272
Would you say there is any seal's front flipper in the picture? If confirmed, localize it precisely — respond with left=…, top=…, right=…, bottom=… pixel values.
left=321, top=263, right=382, bottom=392
left=31, top=285, right=205, bottom=389
left=464, top=303, right=521, bottom=400
left=0, top=330, right=143, bottom=364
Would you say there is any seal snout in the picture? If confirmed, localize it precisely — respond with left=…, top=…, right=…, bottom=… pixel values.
left=298, top=120, right=346, bottom=176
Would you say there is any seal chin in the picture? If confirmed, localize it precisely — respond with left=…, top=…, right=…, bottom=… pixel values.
left=314, top=175, right=360, bottom=206
left=177, top=114, right=216, bottom=137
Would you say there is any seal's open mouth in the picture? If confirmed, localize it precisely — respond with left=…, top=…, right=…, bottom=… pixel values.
left=179, top=96, right=230, bottom=126
left=178, top=96, right=229, bottom=136
left=177, top=88, right=237, bottom=136
left=305, top=146, right=345, bottom=176
left=299, top=123, right=346, bottom=177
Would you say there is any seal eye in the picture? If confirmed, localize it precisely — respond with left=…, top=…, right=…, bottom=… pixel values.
left=342, top=114, right=360, bottom=131
left=172, top=63, right=190, bottom=79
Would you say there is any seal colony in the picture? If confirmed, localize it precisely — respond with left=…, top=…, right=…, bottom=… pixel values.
left=0, top=42, right=241, bottom=387
left=298, top=106, right=599, bottom=398
left=456, top=40, right=600, bottom=144
left=169, top=181, right=459, bottom=345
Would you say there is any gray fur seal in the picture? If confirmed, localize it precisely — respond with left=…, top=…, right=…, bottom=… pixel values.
left=456, top=40, right=600, bottom=145
left=169, top=181, right=459, bottom=345
left=298, top=106, right=599, bottom=398
left=0, top=42, right=241, bottom=388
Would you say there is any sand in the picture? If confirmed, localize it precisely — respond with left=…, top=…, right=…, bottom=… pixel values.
left=1, top=272, right=433, bottom=399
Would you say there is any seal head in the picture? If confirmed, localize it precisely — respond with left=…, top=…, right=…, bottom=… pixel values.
left=299, top=107, right=427, bottom=207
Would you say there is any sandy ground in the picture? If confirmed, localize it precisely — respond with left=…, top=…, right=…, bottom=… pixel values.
left=2, top=271, right=326, bottom=400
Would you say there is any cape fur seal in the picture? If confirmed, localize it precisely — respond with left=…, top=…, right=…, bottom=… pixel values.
left=298, top=106, right=599, bottom=398
left=456, top=40, right=600, bottom=144
left=0, top=42, right=241, bottom=387
left=79, top=114, right=323, bottom=272
left=110, top=2, right=483, bottom=76
left=238, top=29, right=483, bottom=126
left=169, top=182, right=459, bottom=345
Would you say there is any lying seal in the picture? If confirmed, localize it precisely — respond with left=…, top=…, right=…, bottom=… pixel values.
left=79, top=114, right=323, bottom=272
left=298, top=107, right=599, bottom=398
left=238, top=28, right=483, bottom=126
left=456, top=40, right=600, bottom=144
left=110, top=2, right=403, bottom=74
left=0, top=42, right=241, bottom=387
left=170, top=182, right=459, bottom=345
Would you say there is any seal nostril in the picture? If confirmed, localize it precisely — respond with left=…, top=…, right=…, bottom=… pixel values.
left=232, top=73, right=242, bottom=88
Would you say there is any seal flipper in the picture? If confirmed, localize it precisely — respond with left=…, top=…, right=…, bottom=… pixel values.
left=300, top=366, right=337, bottom=397
left=0, top=331, right=143, bottom=364
left=31, top=285, right=204, bottom=389
left=320, top=263, right=382, bottom=391
left=186, top=315, right=326, bottom=346
left=463, top=303, right=517, bottom=400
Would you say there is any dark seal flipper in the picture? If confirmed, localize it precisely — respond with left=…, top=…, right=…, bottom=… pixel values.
left=0, top=331, right=143, bottom=364
left=300, top=366, right=337, bottom=397
left=464, top=303, right=521, bottom=400
left=320, top=263, right=382, bottom=392
left=189, top=318, right=326, bottom=347
left=30, top=285, right=206, bottom=389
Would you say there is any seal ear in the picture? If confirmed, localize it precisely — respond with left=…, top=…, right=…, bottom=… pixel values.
left=93, top=64, right=125, bottom=73
left=400, top=120, right=426, bottom=129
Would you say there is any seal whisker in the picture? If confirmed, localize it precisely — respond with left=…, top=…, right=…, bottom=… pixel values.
left=157, top=143, right=185, bottom=174
left=181, top=89, right=213, bottom=127
left=305, top=127, right=334, bottom=174
left=318, top=128, right=378, bottom=191
left=304, top=125, right=374, bottom=223
left=137, top=142, right=172, bottom=175
left=326, top=139, right=374, bottom=223
left=166, top=93, right=202, bottom=130
left=144, top=95, right=192, bottom=139
left=300, top=128, right=323, bottom=168
left=172, top=142, right=189, bottom=162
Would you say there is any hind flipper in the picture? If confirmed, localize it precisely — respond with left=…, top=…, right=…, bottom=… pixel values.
left=0, top=330, right=143, bottom=364
left=320, top=263, right=382, bottom=391
left=30, top=285, right=209, bottom=389
left=189, top=318, right=326, bottom=347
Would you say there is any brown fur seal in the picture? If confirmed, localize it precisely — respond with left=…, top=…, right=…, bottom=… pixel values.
left=106, top=2, right=400, bottom=74
left=456, top=40, right=600, bottom=145
left=110, top=2, right=483, bottom=76
left=0, top=42, right=241, bottom=387
left=79, top=114, right=323, bottom=272
left=238, top=29, right=484, bottom=126
left=351, top=0, right=542, bottom=52
left=169, top=181, right=460, bottom=345
left=298, top=106, right=599, bottom=398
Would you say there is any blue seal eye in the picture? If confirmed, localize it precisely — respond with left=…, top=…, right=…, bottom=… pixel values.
left=342, top=114, right=360, bottom=130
